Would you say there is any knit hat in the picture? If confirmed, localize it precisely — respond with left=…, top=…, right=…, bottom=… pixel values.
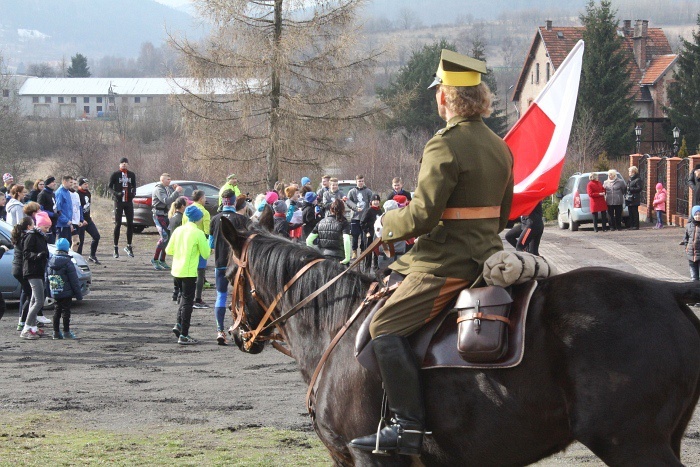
left=301, top=177, right=311, bottom=187
left=265, top=191, right=279, bottom=205
left=273, top=200, right=287, bottom=214
left=304, top=191, right=317, bottom=203
left=393, top=194, right=408, bottom=207
left=44, top=176, right=56, bottom=186
left=35, top=211, right=52, bottom=228
left=371, top=194, right=381, bottom=202
left=119, top=157, right=129, bottom=164
left=227, top=173, right=237, bottom=181
left=185, top=204, right=203, bottom=222
left=656, top=182, right=664, bottom=191
left=78, top=177, right=88, bottom=186
left=693, top=206, right=700, bottom=217
left=56, top=238, right=70, bottom=252
left=383, top=200, right=399, bottom=212
left=2, top=173, right=13, bottom=182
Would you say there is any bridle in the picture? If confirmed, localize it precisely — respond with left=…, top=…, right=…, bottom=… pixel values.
left=229, top=233, right=382, bottom=355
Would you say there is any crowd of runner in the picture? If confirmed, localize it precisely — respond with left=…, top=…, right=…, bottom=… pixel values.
left=0, top=164, right=417, bottom=345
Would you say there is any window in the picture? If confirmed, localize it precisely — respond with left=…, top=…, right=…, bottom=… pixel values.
left=536, top=63, right=540, bottom=84
left=58, top=96, right=64, bottom=103
left=199, top=184, right=220, bottom=197
left=96, top=96, right=103, bottom=103
left=134, top=97, right=141, bottom=103
left=45, top=96, right=52, bottom=103
left=84, top=97, right=90, bottom=103
left=71, top=97, right=77, bottom=103
left=84, top=106, right=90, bottom=114
left=32, top=96, right=39, bottom=103
left=97, top=106, right=102, bottom=112
left=147, top=96, right=153, bottom=103
left=2, top=89, right=8, bottom=98
left=546, top=63, right=551, bottom=82
left=109, top=105, right=116, bottom=111
left=108, top=96, right=114, bottom=103
left=122, top=96, right=128, bottom=104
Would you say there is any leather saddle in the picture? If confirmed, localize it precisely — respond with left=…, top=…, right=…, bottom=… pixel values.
left=355, top=281, right=537, bottom=371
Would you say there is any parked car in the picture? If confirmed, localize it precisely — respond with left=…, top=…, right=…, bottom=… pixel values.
left=0, top=220, right=92, bottom=300
left=122, top=181, right=221, bottom=232
left=556, top=171, right=629, bottom=231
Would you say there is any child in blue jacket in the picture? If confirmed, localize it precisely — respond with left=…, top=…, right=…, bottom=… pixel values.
left=47, top=238, right=83, bottom=339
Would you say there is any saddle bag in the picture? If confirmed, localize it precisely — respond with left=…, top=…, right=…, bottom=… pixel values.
left=453, top=286, right=513, bottom=362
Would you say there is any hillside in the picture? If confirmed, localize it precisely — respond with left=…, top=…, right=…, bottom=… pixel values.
left=0, top=0, right=205, bottom=66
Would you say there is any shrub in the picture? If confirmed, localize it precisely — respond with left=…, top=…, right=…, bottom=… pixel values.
left=542, top=196, right=559, bottom=221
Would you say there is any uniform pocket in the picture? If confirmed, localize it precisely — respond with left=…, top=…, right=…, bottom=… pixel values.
left=424, top=223, right=447, bottom=244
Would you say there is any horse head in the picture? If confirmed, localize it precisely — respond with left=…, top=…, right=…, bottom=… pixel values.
left=220, top=216, right=270, bottom=354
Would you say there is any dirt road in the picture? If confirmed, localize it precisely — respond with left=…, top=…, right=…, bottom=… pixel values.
left=1, top=198, right=699, bottom=465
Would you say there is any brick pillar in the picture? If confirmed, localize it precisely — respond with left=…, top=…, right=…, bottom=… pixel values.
left=646, top=157, right=660, bottom=221
left=629, top=153, right=642, bottom=169
left=667, top=157, right=681, bottom=226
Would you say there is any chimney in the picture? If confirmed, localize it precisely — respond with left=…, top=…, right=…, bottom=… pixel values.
left=545, top=20, right=552, bottom=31
left=633, top=20, right=648, bottom=70
left=623, top=20, right=631, bottom=35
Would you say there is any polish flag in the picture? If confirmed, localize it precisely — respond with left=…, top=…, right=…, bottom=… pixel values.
left=505, top=40, right=584, bottom=220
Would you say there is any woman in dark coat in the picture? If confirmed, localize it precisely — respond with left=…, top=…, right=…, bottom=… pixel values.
left=626, top=166, right=642, bottom=230
left=586, top=172, right=608, bottom=232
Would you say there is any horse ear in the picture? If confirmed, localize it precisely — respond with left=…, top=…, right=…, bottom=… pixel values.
left=258, top=204, right=274, bottom=232
left=220, top=216, right=245, bottom=258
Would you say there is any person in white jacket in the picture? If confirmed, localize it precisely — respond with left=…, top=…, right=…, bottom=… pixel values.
left=70, top=180, right=85, bottom=251
left=6, top=185, right=27, bottom=226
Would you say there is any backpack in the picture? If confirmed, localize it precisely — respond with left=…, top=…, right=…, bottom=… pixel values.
left=48, top=271, right=65, bottom=297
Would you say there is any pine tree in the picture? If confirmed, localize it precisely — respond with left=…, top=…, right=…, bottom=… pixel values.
left=678, top=137, right=689, bottom=158
left=577, top=0, right=635, bottom=157
left=67, top=53, right=91, bottom=77
left=470, top=37, right=508, bottom=136
left=666, top=13, right=700, bottom=153
left=377, top=39, right=455, bottom=134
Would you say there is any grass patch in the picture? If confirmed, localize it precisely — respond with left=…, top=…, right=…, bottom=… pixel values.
left=0, top=412, right=331, bottom=466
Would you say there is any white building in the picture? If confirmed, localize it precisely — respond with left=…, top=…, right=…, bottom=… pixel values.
left=1, top=77, right=236, bottom=119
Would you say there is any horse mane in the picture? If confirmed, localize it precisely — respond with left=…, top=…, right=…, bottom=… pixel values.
left=242, top=229, right=374, bottom=333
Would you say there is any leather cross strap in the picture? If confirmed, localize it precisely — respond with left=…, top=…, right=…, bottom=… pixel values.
left=306, top=281, right=380, bottom=417
left=260, top=236, right=383, bottom=333
left=457, top=312, right=510, bottom=325
left=441, top=206, right=500, bottom=220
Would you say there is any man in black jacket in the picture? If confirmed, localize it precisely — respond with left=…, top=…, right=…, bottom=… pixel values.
left=37, top=176, right=58, bottom=244
left=107, top=157, right=137, bottom=258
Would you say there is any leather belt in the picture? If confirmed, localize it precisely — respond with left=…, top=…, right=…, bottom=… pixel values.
left=441, top=206, right=500, bottom=220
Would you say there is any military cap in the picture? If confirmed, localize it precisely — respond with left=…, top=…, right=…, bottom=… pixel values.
left=428, top=49, right=487, bottom=89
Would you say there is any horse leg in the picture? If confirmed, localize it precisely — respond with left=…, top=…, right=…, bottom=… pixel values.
left=671, top=378, right=700, bottom=460
left=584, top=441, right=682, bottom=467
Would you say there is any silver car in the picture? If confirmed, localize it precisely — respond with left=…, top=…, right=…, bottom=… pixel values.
left=556, top=171, right=629, bottom=231
left=0, top=220, right=92, bottom=300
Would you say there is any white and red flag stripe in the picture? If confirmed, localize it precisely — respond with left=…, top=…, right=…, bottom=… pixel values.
left=505, top=40, right=584, bottom=220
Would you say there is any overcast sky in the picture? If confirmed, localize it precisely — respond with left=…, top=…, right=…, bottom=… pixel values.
left=154, top=0, right=192, bottom=9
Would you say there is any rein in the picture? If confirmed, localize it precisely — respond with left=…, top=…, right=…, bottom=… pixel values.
left=230, top=234, right=382, bottom=353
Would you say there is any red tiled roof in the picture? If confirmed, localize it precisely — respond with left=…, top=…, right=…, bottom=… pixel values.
left=513, top=25, right=674, bottom=102
left=641, top=54, right=677, bottom=85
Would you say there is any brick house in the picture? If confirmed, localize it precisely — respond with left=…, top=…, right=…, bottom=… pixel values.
left=512, top=19, right=677, bottom=153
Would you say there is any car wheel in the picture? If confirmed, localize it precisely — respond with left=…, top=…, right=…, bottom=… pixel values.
left=133, top=226, right=145, bottom=234
left=568, top=212, right=579, bottom=232
left=557, top=211, right=567, bottom=229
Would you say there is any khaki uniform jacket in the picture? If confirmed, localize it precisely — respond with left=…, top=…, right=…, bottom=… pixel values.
left=382, top=115, right=514, bottom=281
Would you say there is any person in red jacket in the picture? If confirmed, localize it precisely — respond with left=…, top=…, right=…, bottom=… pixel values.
left=587, top=173, right=608, bottom=232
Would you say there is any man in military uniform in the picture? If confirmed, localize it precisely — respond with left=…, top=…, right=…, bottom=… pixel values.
left=350, top=50, right=514, bottom=456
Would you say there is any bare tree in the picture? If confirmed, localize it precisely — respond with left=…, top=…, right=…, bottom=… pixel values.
left=568, top=108, right=605, bottom=173
left=170, top=0, right=381, bottom=191
left=0, top=57, right=32, bottom=178
left=396, top=8, right=423, bottom=31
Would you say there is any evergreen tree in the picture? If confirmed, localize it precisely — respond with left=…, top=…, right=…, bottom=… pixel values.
left=67, top=53, right=91, bottom=77
left=470, top=37, right=508, bottom=136
left=377, top=39, right=455, bottom=134
left=666, top=13, right=700, bottom=153
left=576, top=1, right=635, bottom=157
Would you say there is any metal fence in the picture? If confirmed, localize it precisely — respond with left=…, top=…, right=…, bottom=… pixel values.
left=657, top=157, right=668, bottom=187
left=677, top=157, right=690, bottom=216
left=638, top=154, right=649, bottom=203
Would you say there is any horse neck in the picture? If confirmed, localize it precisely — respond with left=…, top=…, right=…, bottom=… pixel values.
left=280, top=274, right=371, bottom=384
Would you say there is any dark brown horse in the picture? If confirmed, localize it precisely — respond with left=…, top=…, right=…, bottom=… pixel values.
left=221, top=221, right=700, bottom=466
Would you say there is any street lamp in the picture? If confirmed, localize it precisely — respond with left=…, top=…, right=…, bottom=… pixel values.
left=673, top=126, right=680, bottom=156
left=634, top=125, right=642, bottom=154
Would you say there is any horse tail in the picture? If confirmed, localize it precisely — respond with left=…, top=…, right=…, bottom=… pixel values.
left=668, top=281, right=700, bottom=457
